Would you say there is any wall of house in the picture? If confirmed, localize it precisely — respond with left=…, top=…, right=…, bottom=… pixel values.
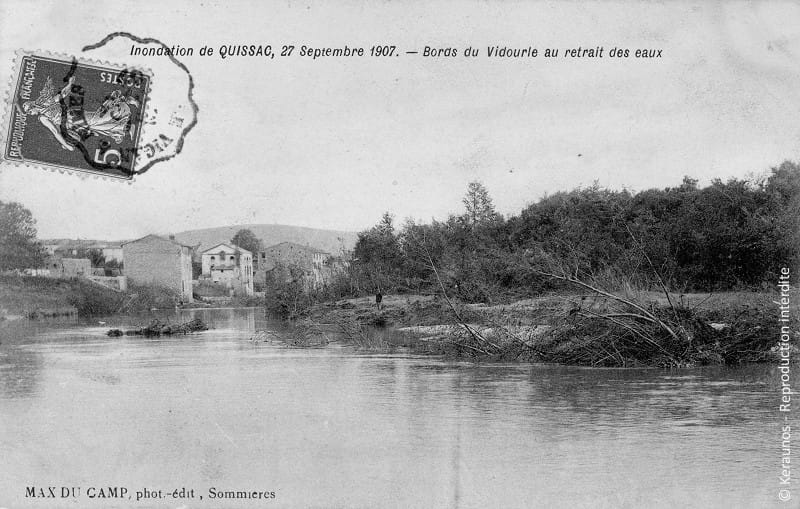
left=201, top=245, right=237, bottom=275
left=210, top=268, right=238, bottom=284
left=123, top=237, right=193, bottom=302
left=264, top=243, right=330, bottom=269
left=44, top=257, right=92, bottom=278
left=180, top=248, right=193, bottom=301
left=62, top=258, right=92, bottom=277
left=102, top=247, right=124, bottom=263
left=201, top=245, right=254, bottom=296
left=240, top=253, right=253, bottom=295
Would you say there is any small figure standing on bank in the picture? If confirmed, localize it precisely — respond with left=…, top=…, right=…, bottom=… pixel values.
left=375, top=292, right=383, bottom=310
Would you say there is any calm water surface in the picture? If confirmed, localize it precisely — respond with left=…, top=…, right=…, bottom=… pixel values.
left=0, top=308, right=785, bottom=508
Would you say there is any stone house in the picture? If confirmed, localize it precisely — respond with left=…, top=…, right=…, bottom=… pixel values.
left=257, top=242, right=332, bottom=288
left=98, top=245, right=124, bottom=264
left=44, top=257, right=92, bottom=278
left=122, top=234, right=193, bottom=302
left=258, top=242, right=330, bottom=269
left=200, top=243, right=254, bottom=296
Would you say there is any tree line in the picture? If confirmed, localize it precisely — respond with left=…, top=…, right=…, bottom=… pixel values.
left=341, top=161, right=800, bottom=301
left=2, top=161, right=798, bottom=302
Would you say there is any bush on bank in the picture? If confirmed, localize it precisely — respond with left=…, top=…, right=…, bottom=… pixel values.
left=344, top=162, right=800, bottom=301
left=0, top=275, right=182, bottom=317
left=66, top=281, right=180, bottom=316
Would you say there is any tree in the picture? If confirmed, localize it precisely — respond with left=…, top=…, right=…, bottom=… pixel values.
left=0, top=201, right=45, bottom=271
left=462, top=181, right=499, bottom=226
left=230, top=228, right=262, bottom=254
left=353, top=212, right=403, bottom=291
left=264, top=262, right=313, bottom=318
left=88, top=248, right=105, bottom=267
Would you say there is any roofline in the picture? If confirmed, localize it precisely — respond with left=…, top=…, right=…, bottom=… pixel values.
left=262, top=241, right=330, bottom=254
left=121, top=234, right=194, bottom=248
left=201, top=242, right=253, bottom=255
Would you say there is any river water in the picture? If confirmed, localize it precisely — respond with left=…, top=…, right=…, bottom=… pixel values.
left=0, top=308, right=787, bottom=508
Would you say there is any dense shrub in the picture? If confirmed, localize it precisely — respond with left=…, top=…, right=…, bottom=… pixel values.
left=124, top=283, right=179, bottom=312
left=263, top=263, right=315, bottom=319
left=66, top=280, right=178, bottom=316
left=66, top=280, right=126, bottom=316
left=347, top=163, right=800, bottom=300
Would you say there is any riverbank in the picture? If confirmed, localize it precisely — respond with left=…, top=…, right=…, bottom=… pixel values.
left=0, top=275, right=86, bottom=320
left=304, top=290, right=798, bottom=367
left=4, top=274, right=795, bottom=368
left=0, top=274, right=185, bottom=319
left=0, top=275, right=265, bottom=320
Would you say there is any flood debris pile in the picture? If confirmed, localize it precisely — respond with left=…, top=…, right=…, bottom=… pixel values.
left=271, top=270, right=792, bottom=367
left=370, top=291, right=794, bottom=367
left=395, top=322, right=550, bottom=359
left=282, top=320, right=330, bottom=347
left=252, top=320, right=332, bottom=347
left=107, top=318, right=208, bottom=337
left=310, top=298, right=410, bottom=328
left=527, top=299, right=711, bottom=367
left=334, top=320, right=391, bottom=350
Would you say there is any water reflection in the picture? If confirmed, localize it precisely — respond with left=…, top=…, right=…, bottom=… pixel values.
left=0, top=343, right=44, bottom=398
left=0, top=308, right=783, bottom=508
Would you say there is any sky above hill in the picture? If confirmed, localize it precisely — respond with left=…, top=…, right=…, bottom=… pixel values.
left=1, top=1, right=799, bottom=239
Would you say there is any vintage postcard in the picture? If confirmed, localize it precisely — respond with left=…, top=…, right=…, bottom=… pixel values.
left=0, top=1, right=798, bottom=508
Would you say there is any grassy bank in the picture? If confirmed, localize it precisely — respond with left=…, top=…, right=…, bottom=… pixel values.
left=0, top=275, right=266, bottom=320
left=302, top=291, right=798, bottom=367
left=0, top=275, right=179, bottom=319
left=0, top=275, right=83, bottom=319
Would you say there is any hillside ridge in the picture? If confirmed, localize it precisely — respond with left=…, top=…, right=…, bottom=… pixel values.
left=172, top=223, right=358, bottom=254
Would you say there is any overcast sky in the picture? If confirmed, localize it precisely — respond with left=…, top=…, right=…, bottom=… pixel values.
left=1, top=1, right=799, bottom=239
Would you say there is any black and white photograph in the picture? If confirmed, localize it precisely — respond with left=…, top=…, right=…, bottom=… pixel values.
left=0, top=1, right=798, bottom=508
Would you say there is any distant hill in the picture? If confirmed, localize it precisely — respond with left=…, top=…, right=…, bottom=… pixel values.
left=172, top=224, right=358, bottom=255
left=40, top=238, right=128, bottom=248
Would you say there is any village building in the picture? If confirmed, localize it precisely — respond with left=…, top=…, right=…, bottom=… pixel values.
left=56, top=246, right=81, bottom=257
left=97, top=245, right=124, bottom=264
left=258, top=242, right=330, bottom=269
left=200, top=243, right=254, bottom=296
left=256, top=242, right=332, bottom=288
left=43, top=243, right=60, bottom=256
left=42, top=240, right=125, bottom=265
left=44, top=257, right=92, bottom=278
left=122, top=235, right=194, bottom=302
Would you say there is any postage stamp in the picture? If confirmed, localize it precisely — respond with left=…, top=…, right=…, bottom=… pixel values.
left=2, top=51, right=151, bottom=180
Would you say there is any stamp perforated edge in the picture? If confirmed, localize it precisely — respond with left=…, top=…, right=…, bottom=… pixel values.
left=0, top=48, right=155, bottom=183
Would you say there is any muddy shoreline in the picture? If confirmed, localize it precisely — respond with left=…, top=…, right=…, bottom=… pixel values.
left=302, top=291, right=798, bottom=367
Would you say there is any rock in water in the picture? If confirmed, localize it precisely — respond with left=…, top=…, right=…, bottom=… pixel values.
left=106, top=318, right=209, bottom=337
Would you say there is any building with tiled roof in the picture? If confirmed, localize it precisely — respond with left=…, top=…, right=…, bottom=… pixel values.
left=200, top=243, right=254, bottom=296
left=121, top=234, right=194, bottom=302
